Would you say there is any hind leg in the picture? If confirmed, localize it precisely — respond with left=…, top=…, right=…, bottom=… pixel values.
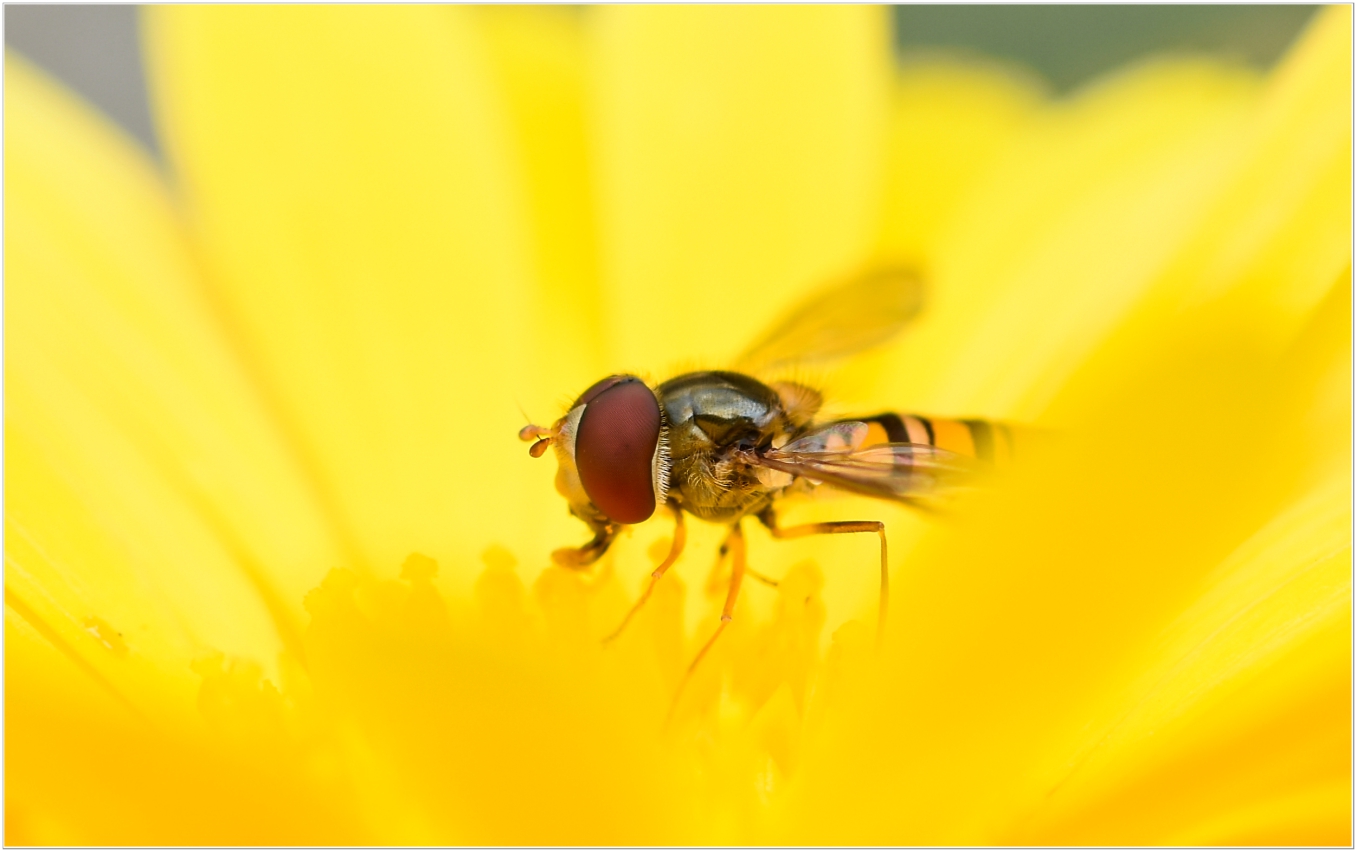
left=758, top=507, right=888, bottom=647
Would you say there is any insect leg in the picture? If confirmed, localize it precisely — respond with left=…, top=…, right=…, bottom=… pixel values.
left=718, top=523, right=747, bottom=622
left=551, top=525, right=618, bottom=569
left=668, top=523, right=746, bottom=724
left=745, top=567, right=779, bottom=588
left=759, top=508, right=888, bottom=647
left=602, top=502, right=686, bottom=644
left=705, top=537, right=776, bottom=591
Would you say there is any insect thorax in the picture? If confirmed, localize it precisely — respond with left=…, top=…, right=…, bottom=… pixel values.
left=656, top=371, right=794, bottom=523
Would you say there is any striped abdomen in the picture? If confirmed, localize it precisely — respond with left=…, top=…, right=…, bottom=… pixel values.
left=856, top=413, right=1016, bottom=466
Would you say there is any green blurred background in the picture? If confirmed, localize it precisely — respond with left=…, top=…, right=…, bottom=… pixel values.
left=894, top=5, right=1318, bottom=88
left=6, top=4, right=1321, bottom=161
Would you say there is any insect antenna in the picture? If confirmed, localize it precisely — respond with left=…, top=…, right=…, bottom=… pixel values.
left=517, top=398, right=556, bottom=458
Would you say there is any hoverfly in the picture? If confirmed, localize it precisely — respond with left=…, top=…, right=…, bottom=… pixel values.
left=519, top=267, right=1014, bottom=695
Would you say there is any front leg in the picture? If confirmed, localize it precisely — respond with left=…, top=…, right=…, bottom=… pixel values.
left=551, top=523, right=619, bottom=569
left=602, top=501, right=686, bottom=643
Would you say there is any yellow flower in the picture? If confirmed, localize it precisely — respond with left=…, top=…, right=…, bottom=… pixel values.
left=5, top=6, right=1349, bottom=844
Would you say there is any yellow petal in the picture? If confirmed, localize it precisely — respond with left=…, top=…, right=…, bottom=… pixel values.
left=774, top=383, right=1349, bottom=843
left=589, top=6, right=894, bottom=372
left=1007, top=474, right=1351, bottom=844
left=1175, top=5, right=1352, bottom=329
left=475, top=7, right=608, bottom=396
left=770, top=19, right=1351, bottom=820
left=859, top=56, right=1263, bottom=417
left=5, top=56, right=345, bottom=697
left=878, top=55, right=1046, bottom=264
left=1049, top=5, right=1353, bottom=421
left=5, top=55, right=363, bottom=842
left=1274, top=268, right=1352, bottom=482
left=144, top=7, right=580, bottom=585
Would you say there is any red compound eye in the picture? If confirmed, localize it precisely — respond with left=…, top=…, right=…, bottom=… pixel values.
left=572, top=374, right=632, bottom=408
left=575, top=377, right=661, bottom=524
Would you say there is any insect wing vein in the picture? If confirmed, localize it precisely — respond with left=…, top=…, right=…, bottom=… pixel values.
left=739, top=442, right=975, bottom=506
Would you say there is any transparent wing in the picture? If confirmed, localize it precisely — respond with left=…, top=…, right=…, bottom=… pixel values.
left=735, top=439, right=982, bottom=511
left=734, top=265, right=924, bottom=375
